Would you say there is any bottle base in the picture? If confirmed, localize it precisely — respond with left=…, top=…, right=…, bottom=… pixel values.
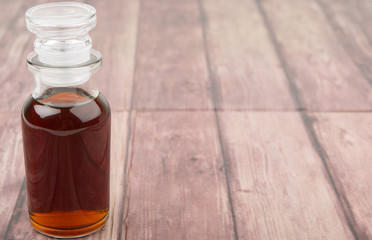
left=30, top=213, right=108, bottom=239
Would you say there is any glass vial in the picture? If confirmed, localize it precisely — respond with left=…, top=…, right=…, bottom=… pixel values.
left=22, top=2, right=110, bottom=238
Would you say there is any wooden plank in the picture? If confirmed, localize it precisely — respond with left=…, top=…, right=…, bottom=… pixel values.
left=0, top=113, right=24, bottom=239
left=124, top=112, right=235, bottom=239
left=312, top=113, right=372, bottom=239
left=199, top=0, right=295, bottom=110
left=134, top=0, right=214, bottom=110
left=5, top=112, right=129, bottom=240
left=259, top=0, right=372, bottom=111
left=218, top=112, right=353, bottom=239
left=316, top=0, right=372, bottom=86
left=0, top=0, right=139, bottom=112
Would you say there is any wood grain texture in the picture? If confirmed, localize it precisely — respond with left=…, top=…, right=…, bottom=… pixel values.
left=316, top=0, right=372, bottom=86
left=124, top=112, right=235, bottom=239
left=312, top=113, right=372, bottom=239
left=199, top=0, right=295, bottom=110
left=0, top=113, right=24, bottom=239
left=218, top=112, right=353, bottom=239
left=4, top=112, right=128, bottom=240
left=2, top=0, right=372, bottom=239
left=133, top=0, right=214, bottom=110
left=259, top=0, right=372, bottom=111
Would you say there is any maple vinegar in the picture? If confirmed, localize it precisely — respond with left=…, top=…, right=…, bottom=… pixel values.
left=23, top=2, right=111, bottom=238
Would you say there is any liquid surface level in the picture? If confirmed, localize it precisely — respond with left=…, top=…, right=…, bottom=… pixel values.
left=21, top=88, right=110, bottom=238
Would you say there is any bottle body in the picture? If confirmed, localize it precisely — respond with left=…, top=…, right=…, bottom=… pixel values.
left=22, top=87, right=110, bottom=238
left=23, top=3, right=111, bottom=237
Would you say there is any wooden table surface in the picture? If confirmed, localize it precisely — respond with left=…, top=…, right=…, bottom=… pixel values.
left=1, top=0, right=372, bottom=239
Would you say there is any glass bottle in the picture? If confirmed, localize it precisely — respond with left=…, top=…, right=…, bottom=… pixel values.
left=22, top=2, right=110, bottom=238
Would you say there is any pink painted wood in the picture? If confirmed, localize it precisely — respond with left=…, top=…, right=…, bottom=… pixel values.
left=312, top=113, right=372, bottom=239
left=1, top=0, right=372, bottom=239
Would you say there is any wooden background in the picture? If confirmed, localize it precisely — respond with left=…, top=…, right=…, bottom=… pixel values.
left=1, top=0, right=372, bottom=239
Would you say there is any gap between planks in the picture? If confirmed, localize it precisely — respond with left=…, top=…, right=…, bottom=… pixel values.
left=197, top=0, right=239, bottom=240
left=116, top=0, right=143, bottom=238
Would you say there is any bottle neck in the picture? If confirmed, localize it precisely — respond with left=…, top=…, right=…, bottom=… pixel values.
left=27, top=50, right=102, bottom=106
left=34, top=34, right=92, bottom=67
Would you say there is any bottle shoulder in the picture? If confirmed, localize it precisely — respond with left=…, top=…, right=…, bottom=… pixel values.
left=22, top=93, right=110, bottom=131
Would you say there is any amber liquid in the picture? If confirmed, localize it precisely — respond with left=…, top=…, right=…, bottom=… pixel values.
left=21, top=88, right=110, bottom=238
